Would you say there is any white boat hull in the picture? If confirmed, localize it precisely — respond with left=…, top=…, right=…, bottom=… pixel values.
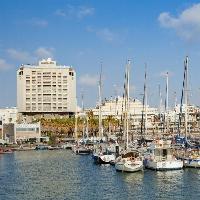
left=144, top=159, right=183, bottom=170
left=183, top=158, right=200, bottom=168
left=93, top=153, right=115, bottom=164
left=115, top=160, right=143, bottom=172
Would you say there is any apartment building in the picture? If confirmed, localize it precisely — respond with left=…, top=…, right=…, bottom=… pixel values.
left=17, top=58, right=76, bottom=120
left=91, top=96, right=158, bottom=128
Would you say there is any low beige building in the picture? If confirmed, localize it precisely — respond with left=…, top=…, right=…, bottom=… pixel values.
left=3, top=122, right=41, bottom=143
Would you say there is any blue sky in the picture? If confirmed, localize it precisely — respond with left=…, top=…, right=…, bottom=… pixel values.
left=1, top=0, right=200, bottom=108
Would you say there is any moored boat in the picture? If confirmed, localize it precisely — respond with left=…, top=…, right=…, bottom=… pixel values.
left=73, top=145, right=91, bottom=155
left=144, top=140, right=183, bottom=170
left=0, top=148, right=13, bottom=154
left=93, top=149, right=115, bottom=164
left=115, top=150, right=143, bottom=172
left=177, top=148, right=200, bottom=168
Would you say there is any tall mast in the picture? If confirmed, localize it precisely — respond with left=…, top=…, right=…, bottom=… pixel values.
left=158, top=84, right=162, bottom=115
left=174, top=91, right=177, bottom=134
left=74, top=98, right=78, bottom=141
left=126, top=60, right=131, bottom=150
left=184, top=56, right=189, bottom=139
left=81, top=92, right=85, bottom=139
left=166, top=72, right=169, bottom=135
left=144, top=65, right=147, bottom=137
left=158, top=84, right=163, bottom=134
left=98, top=62, right=103, bottom=139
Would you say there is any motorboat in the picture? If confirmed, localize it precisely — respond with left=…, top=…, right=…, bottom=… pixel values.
left=177, top=148, right=200, bottom=168
left=73, top=145, right=91, bottom=155
left=144, top=140, right=183, bottom=170
left=93, top=149, right=115, bottom=164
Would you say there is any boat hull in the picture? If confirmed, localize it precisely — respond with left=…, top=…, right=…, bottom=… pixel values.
left=144, top=159, right=183, bottom=170
left=115, top=160, right=143, bottom=172
left=93, top=154, right=115, bottom=164
left=183, top=158, right=200, bottom=168
left=76, top=149, right=91, bottom=155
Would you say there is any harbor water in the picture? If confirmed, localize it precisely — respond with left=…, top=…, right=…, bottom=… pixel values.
left=0, top=150, right=199, bottom=200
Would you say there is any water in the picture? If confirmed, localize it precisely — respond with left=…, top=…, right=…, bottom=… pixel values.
left=0, top=151, right=199, bottom=200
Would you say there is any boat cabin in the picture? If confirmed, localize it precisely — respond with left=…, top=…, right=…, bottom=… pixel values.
left=147, top=140, right=173, bottom=161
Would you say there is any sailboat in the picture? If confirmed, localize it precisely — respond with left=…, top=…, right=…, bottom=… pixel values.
left=138, top=66, right=153, bottom=146
left=177, top=56, right=200, bottom=168
left=143, top=72, right=183, bottom=170
left=115, top=60, right=144, bottom=172
left=73, top=95, right=91, bottom=155
left=92, top=62, right=116, bottom=164
left=143, top=139, right=183, bottom=170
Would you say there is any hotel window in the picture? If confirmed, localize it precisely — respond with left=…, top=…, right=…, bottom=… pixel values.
left=69, top=72, right=74, bottom=76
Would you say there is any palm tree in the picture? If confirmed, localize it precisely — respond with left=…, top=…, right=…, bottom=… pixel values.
left=103, top=115, right=119, bottom=135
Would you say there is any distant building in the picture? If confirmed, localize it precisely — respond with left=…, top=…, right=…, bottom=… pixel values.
left=91, top=96, right=158, bottom=128
left=0, top=107, right=18, bottom=123
left=17, top=58, right=76, bottom=122
left=3, top=122, right=41, bottom=143
left=0, top=107, right=18, bottom=140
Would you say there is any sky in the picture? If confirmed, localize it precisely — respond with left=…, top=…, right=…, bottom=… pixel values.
left=1, top=0, right=200, bottom=109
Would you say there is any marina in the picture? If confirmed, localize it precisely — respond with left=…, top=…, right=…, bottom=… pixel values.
left=0, top=150, right=199, bottom=200
left=1, top=1, right=200, bottom=199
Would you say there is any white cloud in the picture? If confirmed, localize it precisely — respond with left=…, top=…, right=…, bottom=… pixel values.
left=86, top=27, right=120, bottom=43
left=7, top=47, right=54, bottom=63
left=7, top=48, right=33, bottom=63
left=77, top=6, right=95, bottom=19
left=32, top=19, right=48, bottom=27
left=0, top=58, right=11, bottom=70
left=16, top=18, right=49, bottom=28
left=55, top=5, right=94, bottom=19
left=55, top=9, right=66, bottom=17
left=35, top=47, right=54, bottom=59
left=96, top=28, right=116, bottom=42
left=159, top=70, right=174, bottom=77
left=79, top=74, right=98, bottom=87
left=158, top=3, right=200, bottom=41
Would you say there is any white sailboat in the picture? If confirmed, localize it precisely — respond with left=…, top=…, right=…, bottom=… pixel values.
left=144, top=71, right=183, bottom=170
left=115, top=60, right=143, bottom=172
left=178, top=56, right=200, bottom=168
left=92, top=62, right=116, bottom=164
left=144, top=139, right=183, bottom=170
left=73, top=96, right=91, bottom=155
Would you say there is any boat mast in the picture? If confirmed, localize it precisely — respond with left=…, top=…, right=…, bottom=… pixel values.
left=144, top=65, right=147, bottom=137
left=173, top=91, right=177, bottom=135
left=184, top=56, right=189, bottom=139
left=158, top=84, right=163, bottom=134
left=98, top=62, right=103, bottom=139
left=75, top=98, right=78, bottom=141
left=166, top=72, right=169, bottom=135
left=126, top=60, right=131, bottom=150
left=81, top=93, right=85, bottom=139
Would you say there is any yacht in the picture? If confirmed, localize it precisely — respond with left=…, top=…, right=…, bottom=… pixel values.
left=115, top=150, right=143, bottom=172
left=144, top=140, right=183, bottom=170
left=177, top=148, right=200, bottom=168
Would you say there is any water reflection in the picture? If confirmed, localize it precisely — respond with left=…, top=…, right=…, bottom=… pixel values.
left=0, top=151, right=199, bottom=200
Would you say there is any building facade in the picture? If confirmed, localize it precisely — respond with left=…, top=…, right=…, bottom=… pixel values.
left=3, top=122, right=41, bottom=143
left=17, top=58, right=76, bottom=121
left=92, top=96, right=158, bottom=128
left=0, top=107, right=18, bottom=140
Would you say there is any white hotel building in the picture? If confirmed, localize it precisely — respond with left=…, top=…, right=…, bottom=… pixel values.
left=17, top=58, right=76, bottom=121
left=92, top=96, right=158, bottom=128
